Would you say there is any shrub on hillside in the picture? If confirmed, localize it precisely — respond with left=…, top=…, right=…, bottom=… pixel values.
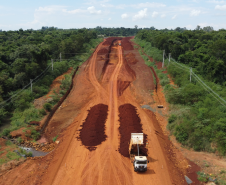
left=43, top=103, right=52, bottom=111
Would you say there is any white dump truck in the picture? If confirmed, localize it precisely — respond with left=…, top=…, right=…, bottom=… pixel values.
left=129, top=133, right=149, bottom=172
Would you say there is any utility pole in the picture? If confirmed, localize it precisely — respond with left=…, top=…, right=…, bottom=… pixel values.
left=60, top=53, right=61, bottom=62
left=30, top=79, right=33, bottom=92
left=162, top=50, right=165, bottom=68
left=51, top=59, right=53, bottom=71
left=190, top=67, right=192, bottom=82
left=168, top=53, right=171, bottom=66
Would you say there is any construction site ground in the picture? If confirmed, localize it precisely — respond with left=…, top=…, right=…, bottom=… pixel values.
left=1, top=37, right=225, bottom=185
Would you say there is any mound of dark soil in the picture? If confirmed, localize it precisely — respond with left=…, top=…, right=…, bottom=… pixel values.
left=103, top=37, right=122, bottom=46
left=118, top=104, right=148, bottom=157
left=97, top=48, right=109, bottom=55
left=78, top=104, right=108, bottom=151
left=121, top=38, right=134, bottom=50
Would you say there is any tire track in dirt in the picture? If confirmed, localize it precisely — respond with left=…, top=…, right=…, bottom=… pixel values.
left=88, top=42, right=108, bottom=99
left=107, top=41, right=123, bottom=140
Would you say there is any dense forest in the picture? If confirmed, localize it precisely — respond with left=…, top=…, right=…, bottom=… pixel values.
left=136, top=28, right=226, bottom=85
left=93, top=26, right=155, bottom=36
left=135, top=28, right=226, bottom=155
left=0, top=28, right=97, bottom=102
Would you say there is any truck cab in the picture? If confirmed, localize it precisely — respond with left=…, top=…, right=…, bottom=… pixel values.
left=133, top=156, right=148, bottom=172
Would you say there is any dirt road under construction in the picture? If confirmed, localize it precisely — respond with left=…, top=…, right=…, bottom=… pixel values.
left=0, top=37, right=194, bottom=185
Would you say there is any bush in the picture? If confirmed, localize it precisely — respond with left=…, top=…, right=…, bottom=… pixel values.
left=19, top=148, right=32, bottom=157
left=26, top=152, right=32, bottom=157
left=197, top=171, right=209, bottom=183
left=5, top=140, right=13, bottom=146
left=31, top=130, right=40, bottom=140
left=17, top=137, right=24, bottom=144
left=52, top=135, right=58, bottom=142
left=0, top=108, right=8, bottom=125
left=6, top=151, right=21, bottom=161
left=39, top=108, right=47, bottom=116
left=44, top=103, right=52, bottom=111
left=168, top=114, right=177, bottom=124
left=175, top=125, right=188, bottom=144
left=60, top=74, right=71, bottom=90
left=2, top=128, right=10, bottom=137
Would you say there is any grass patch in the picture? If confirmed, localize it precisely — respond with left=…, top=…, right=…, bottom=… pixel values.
left=52, top=135, right=58, bottom=142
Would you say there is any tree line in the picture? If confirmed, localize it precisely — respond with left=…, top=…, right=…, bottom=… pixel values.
left=136, top=28, right=226, bottom=86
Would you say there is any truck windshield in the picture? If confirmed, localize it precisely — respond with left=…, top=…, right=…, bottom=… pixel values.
left=136, top=161, right=147, bottom=164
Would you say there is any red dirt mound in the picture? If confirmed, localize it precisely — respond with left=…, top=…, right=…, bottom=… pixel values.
left=186, top=160, right=201, bottom=185
left=121, top=38, right=134, bottom=50
left=97, top=48, right=109, bottom=55
left=125, top=52, right=138, bottom=64
left=77, top=104, right=108, bottom=151
left=118, top=104, right=148, bottom=158
left=103, top=37, right=122, bottom=46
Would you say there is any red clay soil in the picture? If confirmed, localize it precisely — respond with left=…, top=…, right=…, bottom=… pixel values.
left=186, top=160, right=201, bottom=185
left=102, top=37, right=122, bottom=46
left=125, top=52, right=138, bottom=65
left=144, top=109, right=188, bottom=185
left=155, top=61, right=167, bottom=73
left=77, top=104, right=108, bottom=151
left=150, top=66, right=159, bottom=92
left=97, top=48, right=109, bottom=55
left=121, top=37, right=134, bottom=50
left=118, top=104, right=148, bottom=158
left=117, top=53, right=136, bottom=96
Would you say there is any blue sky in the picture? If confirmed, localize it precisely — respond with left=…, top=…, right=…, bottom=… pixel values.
left=0, top=0, right=226, bottom=31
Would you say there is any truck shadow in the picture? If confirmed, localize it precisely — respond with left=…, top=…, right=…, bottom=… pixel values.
left=137, top=168, right=155, bottom=175
left=147, top=156, right=158, bottom=163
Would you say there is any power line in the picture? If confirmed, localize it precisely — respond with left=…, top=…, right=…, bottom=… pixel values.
left=0, top=64, right=52, bottom=109
left=168, top=57, right=226, bottom=107
left=192, top=72, right=226, bottom=105
left=192, top=74, right=226, bottom=107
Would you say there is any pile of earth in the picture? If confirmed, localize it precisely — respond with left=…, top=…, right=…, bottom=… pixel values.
left=118, top=104, right=148, bottom=158
left=121, top=37, right=134, bottom=50
left=77, top=104, right=108, bottom=151
left=125, top=52, right=138, bottom=65
left=103, top=37, right=122, bottom=46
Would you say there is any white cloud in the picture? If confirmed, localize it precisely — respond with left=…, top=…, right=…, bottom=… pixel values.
left=121, top=13, right=128, bottom=19
left=85, top=0, right=110, bottom=5
left=62, top=9, right=86, bottom=14
left=207, top=0, right=225, bottom=3
left=172, top=15, right=177, bottom=19
left=186, top=25, right=194, bottom=29
left=190, top=10, right=201, bottom=16
left=161, top=14, right=166, bottom=18
left=35, top=5, right=65, bottom=14
left=100, top=3, right=114, bottom=8
left=215, top=4, right=226, bottom=10
left=87, top=6, right=102, bottom=14
left=152, top=11, right=159, bottom=18
left=132, top=2, right=166, bottom=8
left=108, top=18, right=111, bottom=20
left=133, top=8, right=148, bottom=21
